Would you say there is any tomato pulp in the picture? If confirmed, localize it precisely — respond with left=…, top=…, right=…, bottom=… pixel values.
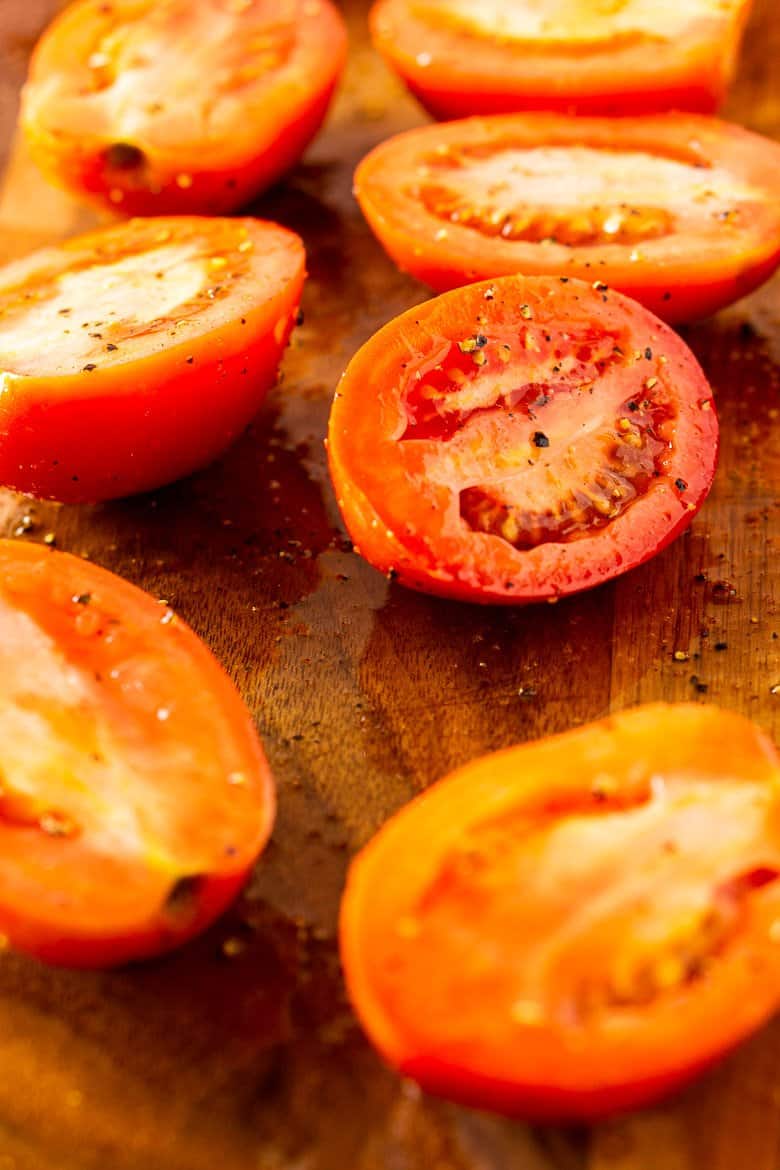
left=22, top=0, right=347, bottom=215
left=356, top=113, right=780, bottom=324
left=0, top=216, right=305, bottom=503
left=341, top=704, right=780, bottom=1119
left=370, top=0, right=753, bottom=119
left=328, top=276, right=718, bottom=604
left=0, top=540, right=275, bottom=967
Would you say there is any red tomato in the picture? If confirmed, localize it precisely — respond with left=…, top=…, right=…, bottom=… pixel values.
left=340, top=703, right=780, bottom=1120
left=0, top=539, right=275, bottom=968
left=370, top=0, right=753, bottom=119
left=21, top=0, right=347, bottom=216
left=327, top=275, right=718, bottom=604
left=355, top=113, right=780, bottom=324
left=0, top=216, right=305, bottom=503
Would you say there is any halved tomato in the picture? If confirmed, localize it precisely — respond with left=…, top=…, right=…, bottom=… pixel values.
left=370, top=0, right=753, bottom=119
left=356, top=113, right=780, bottom=323
left=21, top=0, right=347, bottom=216
left=327, top=275, right=717, bottom=604
left=0, top=539, right=274, bottom=967
left=341, top=703, right=780, bottom=1119
left=0, top=215, right=305, bottom=503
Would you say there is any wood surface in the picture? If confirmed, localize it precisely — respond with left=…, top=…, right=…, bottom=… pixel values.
left=0, top=2, right=780, bottom=1167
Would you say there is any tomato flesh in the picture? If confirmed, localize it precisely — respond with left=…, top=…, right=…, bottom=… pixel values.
left=0, top=216, right=305, bottom=503
left=370, top=0, right=752, bottom=118
left=0, top=540, right=275, bottom=968
left=328, top=275, right=718, bottom=604
left=22, top=0, right=347, bottom=215
left=355, top=113, right=780, bottom=323
left=340, top=704, right=780, bottom=1119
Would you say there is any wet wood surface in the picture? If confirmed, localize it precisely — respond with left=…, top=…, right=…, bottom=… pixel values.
left=1, top=1, right=780, bottom=1167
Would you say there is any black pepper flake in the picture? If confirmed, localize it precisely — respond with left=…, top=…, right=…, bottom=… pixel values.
left=105, top=343, right=118, bottom=351
left=628, top=400, right=639, bottom=412
left=690, top=675, right=709, bottom=693
left=714, top=641, right=728, bottom=651
left=532, top=431, right=550, bottom=448
left=186, top=356, right=194, bottom=364
left=72, top=593, right=92, bottom=606
left=559, top=276, right=569, bottom=283
left=644, top=347, right=653, bottom=360
left=82, top=363, right=97, bottom=372
left=675, top=478, right=688, bottom=492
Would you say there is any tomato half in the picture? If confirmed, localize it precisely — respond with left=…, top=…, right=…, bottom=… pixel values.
left=0, top=216, right=305, bottom=503
left=370, top=0, right=753, bottom=119
left=21, top=0, right=347, bottom=216
left=327, top=276, right=717, bottom=604
left=341, top=703, right=780, bottom=1119
left=0, top=539, right=274, bottom=968
left=356, top=113, right=780, bottom=324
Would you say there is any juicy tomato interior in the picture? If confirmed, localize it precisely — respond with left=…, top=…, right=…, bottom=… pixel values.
left=0, top=539, right=275, bottom=968
left=356, top=114, right=780, bottom=322
left=0, top=215, right=305, bottom=502
left=327, top=275, right=718, bottom=604
left=340, top=704, right=780, bottom=1119
left=370, top=0, right=752, bottom=118
left=22, top=0, right=348, bottom=214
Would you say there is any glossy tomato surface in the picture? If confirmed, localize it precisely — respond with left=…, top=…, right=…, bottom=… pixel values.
left=21, top=0, right=347, bottom=215
left=340, top=703, right=780, bottom=1120
left=0, top=216, right=305, bottom=503
left=328, top=276, right=718, bottom=604
left=370, top=0, right=753, bottom=119
left=356, top=113, right=780, bottom=324
left=0, top=539, right=275, bottom=968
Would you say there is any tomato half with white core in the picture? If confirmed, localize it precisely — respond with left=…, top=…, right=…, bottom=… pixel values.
left=327, top=276, right=717, bottom=605
left=21, top=0, right=347, bottom=216
left=370, top=0, right=753, bottom=119
left=0, top=216, right=305, bottom=503
left=0, top=539, right=275, bottom=968
left=355, top=113, right=780, bottom=324
left=340, top=703, right=780, bottom=1120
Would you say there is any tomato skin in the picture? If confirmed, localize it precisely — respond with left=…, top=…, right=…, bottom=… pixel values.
left=0, top=539, right=275, bottom=968
left=370, top=0, right=752, bottom=119
left=0, top=216, right=305, bottom=503
left=340, top=704, right=780, bottom=1120
left=21, top=0, right=347, bottom=216
left=355, top=113, right=780, bottom=325
left=328, top=275, right=718, bottom=605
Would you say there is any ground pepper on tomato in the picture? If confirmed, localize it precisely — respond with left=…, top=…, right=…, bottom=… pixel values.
left=328, top=274, right=718, bottom=604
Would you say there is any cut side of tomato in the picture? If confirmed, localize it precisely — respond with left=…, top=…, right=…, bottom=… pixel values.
left=0, top=539, right=275, bottom=968
left=0, top=215, right=305, bottom=503
left=328, top=275, right=717, bottom=604
left=370, top=0, right=753, bottom=119
left=340, top=703, right=780, bottom=1119
left=356, top=113, right=780, bottom=323
left=21, top=0, right=347, bottom=215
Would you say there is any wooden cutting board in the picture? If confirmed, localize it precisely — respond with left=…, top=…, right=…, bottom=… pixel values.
left=1, top=2, right=780, bottom=1167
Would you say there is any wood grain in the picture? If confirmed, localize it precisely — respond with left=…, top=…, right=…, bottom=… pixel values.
left=0, top=2, right=779, bottom=1167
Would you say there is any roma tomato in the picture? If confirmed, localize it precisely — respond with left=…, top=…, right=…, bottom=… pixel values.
left=370, top=0, right=753, bottom=119
left=0, top=216, right=305, bottom=503
left=356, top=113, right=780, bottom=324
left=340, top=704, right=780, bottom=1119
left=0, top=539, right=275, bottom=968
left=327, top=276, right=717, bottom=604
left=21, top=0, right=347, bottom=216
